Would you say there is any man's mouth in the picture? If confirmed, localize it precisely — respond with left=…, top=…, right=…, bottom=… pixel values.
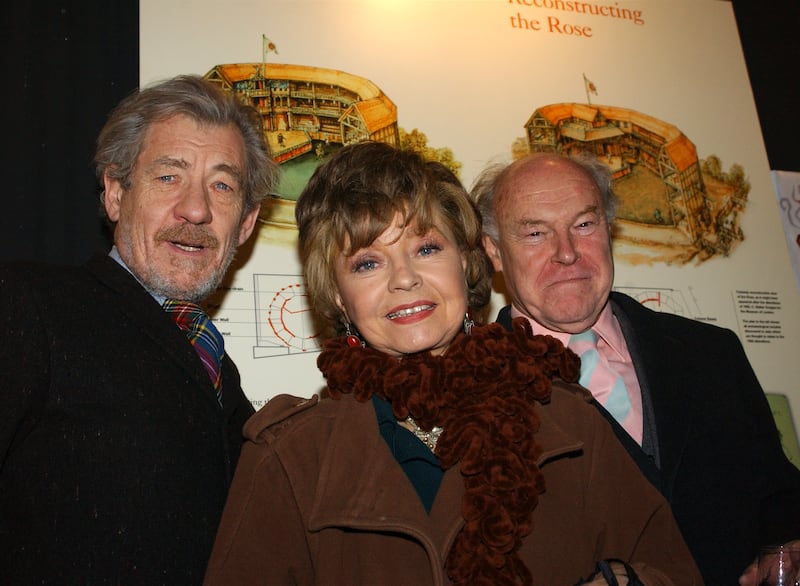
left=158, top=224, right=218, bottom=252
left=173, top=241, right=206, bottom=252
left=387, top=304, right=434, bottom=320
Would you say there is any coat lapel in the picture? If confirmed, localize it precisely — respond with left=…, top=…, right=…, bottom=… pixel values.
left=610, top=292, right=693, bottom=499
left=85, top=255, right=222, bottom=409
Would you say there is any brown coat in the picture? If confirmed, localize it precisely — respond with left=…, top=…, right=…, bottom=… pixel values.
left=206, top=383, right=702, bottom=585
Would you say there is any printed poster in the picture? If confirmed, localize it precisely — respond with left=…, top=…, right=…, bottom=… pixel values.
left=140, top=0, right=800, bottom=432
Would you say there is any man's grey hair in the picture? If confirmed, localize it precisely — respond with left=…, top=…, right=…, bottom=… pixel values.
left=95, top=74, right=279, bottom=219
left=471, top=151, right=618, bottom=242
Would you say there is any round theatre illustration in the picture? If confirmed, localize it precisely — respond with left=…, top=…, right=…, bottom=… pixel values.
left=204, top=62, right=399, bottom=235
left=525, top=103, right=750, bottom=265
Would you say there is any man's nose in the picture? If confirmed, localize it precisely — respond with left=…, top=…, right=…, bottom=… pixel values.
left=174, top=183, right=212, bottom=224
left=552, top=232, right=578, bottom=264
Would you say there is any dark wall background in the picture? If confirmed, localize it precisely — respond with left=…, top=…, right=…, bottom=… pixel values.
left=2, top=1, right=138, bottom=265
left=1, top=1, right=796, bottom=266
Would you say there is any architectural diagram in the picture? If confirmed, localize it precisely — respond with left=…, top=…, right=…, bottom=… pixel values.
left=526, top=103, right=750, bottom=264
left=252, top=274, right=321, bottom=358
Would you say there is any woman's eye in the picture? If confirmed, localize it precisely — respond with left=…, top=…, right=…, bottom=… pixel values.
left=353, top=259, right=377, bottom=273
left=419, top=242, right=442, bottom=256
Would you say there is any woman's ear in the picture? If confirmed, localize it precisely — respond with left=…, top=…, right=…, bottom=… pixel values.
left=334, top=291, right=347, bottom=320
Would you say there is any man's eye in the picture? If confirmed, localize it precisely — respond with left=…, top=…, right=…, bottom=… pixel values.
left=158, top=175, right=177, bottom=183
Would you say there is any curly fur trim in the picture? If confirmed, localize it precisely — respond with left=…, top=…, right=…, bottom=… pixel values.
left=317, top=318, right=580, bottom=585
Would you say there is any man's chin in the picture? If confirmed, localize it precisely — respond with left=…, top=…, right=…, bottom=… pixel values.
left=144, top=271, right=221, bottom=302
left=143, top=249, right=235, bottom=301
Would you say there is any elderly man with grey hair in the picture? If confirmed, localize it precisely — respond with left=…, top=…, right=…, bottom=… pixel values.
left=0, top=75, right=278, bottom=583
left=472, top=151, right=800, bottom=586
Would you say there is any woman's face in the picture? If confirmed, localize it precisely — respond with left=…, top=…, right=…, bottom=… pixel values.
left=334, top=214, right=468, bottom=357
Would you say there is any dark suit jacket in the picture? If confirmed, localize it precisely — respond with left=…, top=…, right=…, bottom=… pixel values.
left=0, top=255, right=255, bottom=584
left=498, top=291, right=800, bottom=585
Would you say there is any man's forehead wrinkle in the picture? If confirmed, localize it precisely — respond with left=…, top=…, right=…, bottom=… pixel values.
left=522, top=183, right=581, bottom=197
left=509, top=202, right=599, bottom=229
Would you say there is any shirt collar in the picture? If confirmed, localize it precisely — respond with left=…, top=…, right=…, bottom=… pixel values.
left=108, top=246, right=166, bottom=305
left=510, top=302, right=627, bottom=359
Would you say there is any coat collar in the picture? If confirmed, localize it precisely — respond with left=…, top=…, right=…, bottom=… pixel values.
left=85, top=254, right=224, bottom=411
left=304, top=393, right=585, bottom=558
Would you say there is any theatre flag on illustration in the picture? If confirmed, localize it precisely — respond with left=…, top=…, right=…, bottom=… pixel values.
left=263, top=35, right=278, bottom=59
left=583, top=74, right=598, bottom=105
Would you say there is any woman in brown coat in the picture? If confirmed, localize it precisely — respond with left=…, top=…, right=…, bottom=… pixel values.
left=205, top=142, right=702, bottom=585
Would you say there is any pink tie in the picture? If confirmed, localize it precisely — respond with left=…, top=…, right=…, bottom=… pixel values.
left=568, top=330, right=632, bottom=425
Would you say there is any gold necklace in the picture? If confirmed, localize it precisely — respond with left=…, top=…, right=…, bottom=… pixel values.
left=404, top=415, right=443, bottom=451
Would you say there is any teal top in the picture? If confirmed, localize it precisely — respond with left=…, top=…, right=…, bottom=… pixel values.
left=372, top=395, right=444, bottom=513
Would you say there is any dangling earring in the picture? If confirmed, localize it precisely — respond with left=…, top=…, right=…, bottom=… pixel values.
left=345, top=322, right=365, bottom=348
left=463, top=312, right=474, bottom=335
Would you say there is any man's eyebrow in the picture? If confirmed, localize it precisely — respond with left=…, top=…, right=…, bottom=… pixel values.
left=576, top=204, right=600, bottom=216
left=513, top=204, right=599, bottom=227
left=151, top=156, right=189, bottom=169
left=214, top=163, right=243, bottom=183
left=516, top=216, right=545, bottom=227
left=148, top=158, right=242, bottom=183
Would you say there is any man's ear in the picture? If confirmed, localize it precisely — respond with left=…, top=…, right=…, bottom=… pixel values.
left=103, top=171, right=124, bottom=222
left=237, top=203, right=262, bottom=246
left=482, top=234, right=504, bottom=272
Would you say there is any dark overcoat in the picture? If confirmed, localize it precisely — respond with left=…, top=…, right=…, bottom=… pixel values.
left=0, top=254, right=254, bottom=583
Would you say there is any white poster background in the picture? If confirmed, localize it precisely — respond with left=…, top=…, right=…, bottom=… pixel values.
left=141, top=0, right=800, bottom=426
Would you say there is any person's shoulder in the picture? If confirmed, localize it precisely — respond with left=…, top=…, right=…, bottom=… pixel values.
left=611, top=290, right=735, bottom=339
left=1, top=255, right=120, bottom=287
left=550, top=379, right=593, bottom=400
left=534, top=381, right=596, bottom=461
left=0, top=259, right=72, bottom=281
left=547, top=380, right=595, bottom=416
left=0, top=260, right=88, bottom=303
left=243, top=393, right=353, bottom=443
left=243, top=394, right=318, bottom=439
left=538, top=381, right=597, bottom=429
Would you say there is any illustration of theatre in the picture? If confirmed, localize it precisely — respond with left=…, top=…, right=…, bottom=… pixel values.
left=204, top=62, right=398, bottom=189
left=525, top=103, right=747, bottom=262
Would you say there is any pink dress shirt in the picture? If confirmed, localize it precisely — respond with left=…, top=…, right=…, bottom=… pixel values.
left=511, top=304, right=644, bottom=444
